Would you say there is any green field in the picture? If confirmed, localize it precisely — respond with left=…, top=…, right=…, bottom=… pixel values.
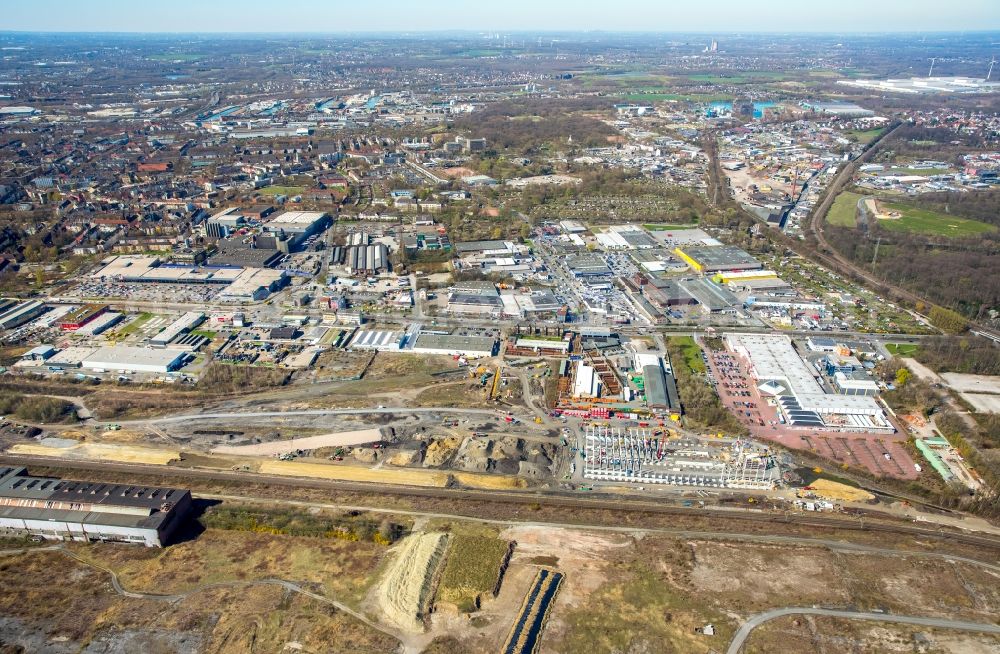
left=436, top=536, right=511, bottom=612
left=878, top=202, right=996, bottom=238
left=845, top=128, right=885, bottom=144
left=687, top=71, right=791, bottom=84
left=885, top=167, right=952, bottom=176
left=114, top=312, right=154, bottom=338
left=623, top=92, right=730, bottom=103
left=669, top=336, right=705, bottom=375
left=643, top=223, right=699, bottom=231
left=827, top=191, right=866, bottom=227
left=258, top=185, right=306, bottom=196
left=147, top=53, right=204, bottom=62
left=886, top=343, right=919, bottom=356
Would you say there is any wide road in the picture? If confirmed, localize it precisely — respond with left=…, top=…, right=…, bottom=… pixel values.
left=727, top=607, right=1000, bottom=654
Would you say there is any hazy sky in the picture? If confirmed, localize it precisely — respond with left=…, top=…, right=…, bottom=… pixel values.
left=2, top=0, right=999, bottom=33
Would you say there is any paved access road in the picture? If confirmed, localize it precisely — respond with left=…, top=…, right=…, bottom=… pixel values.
left=727, top=607, right=1000, bottom=654
left=138, top=405, right=513, bottom=425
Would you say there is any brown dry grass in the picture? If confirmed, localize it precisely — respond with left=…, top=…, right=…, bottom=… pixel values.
left=0, top=549, right=397, bottom=653
left=70, top=528, right=386, bottom=605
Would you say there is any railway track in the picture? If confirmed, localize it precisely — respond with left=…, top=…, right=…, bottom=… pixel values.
left=3, top=454, right=999, bottom=552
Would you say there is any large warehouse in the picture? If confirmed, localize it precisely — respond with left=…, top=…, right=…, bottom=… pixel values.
left=263, top=211, right=331, bottom=249
left=82, top=346, right=187, bottom=374
left=725, top=333, right=893, bottom=433
left=410, top=333, right=497, bottom=358
left=0, top=466, right=191, bottom=547
left=674, top=245, right=762, bottom=273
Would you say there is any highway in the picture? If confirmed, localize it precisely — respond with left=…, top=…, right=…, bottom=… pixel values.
left=727, top=607, right=1000, bottom=654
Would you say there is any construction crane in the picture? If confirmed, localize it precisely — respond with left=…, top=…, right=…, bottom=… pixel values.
left=489, top=365, right=504, bottom=400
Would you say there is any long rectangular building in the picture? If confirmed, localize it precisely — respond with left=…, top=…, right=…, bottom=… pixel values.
left=0, top=466, right=191, bottom=547
left=82, top=346, right=187, bottom=374
left=150, top=312, right=205, bottom=347
left=0, top=300, right=48, bottom=330
left=411, top=333, right=497, bottom=358
left=725, top=333, right=893, bottom=433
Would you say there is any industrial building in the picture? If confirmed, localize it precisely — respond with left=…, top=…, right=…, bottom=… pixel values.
left=151, top=312, right=205, bottom=347
left=347, top=243, right=390, bottom=275
left=60, top=304, right=109, bottom=331
left=0, top=466, right=191, bottom=547
left=573, top=360, right=601, bottom=398
left=836, top=76, right=1000, bottom=95
left=565, top=253, right=612, bottom=277
left=81, top=346, right=188, bottom=374
left=447, top=282, right=502, bottom=315
left=678, top=278, right=740, bottom=314
left=832, top=370, right=880, bottom=396
left=673, top=245, right=762, bottom=273
left=410, top=333, right=497, bottom=358
left=725, top=333, right=893, bottom=433
left=0, top=300, right=48, bottom=330
left=89, top=256, right=288, bottom=302
left=349, top=329, right=404, bottom=352
left=75, top=312, right=124, bottom=336
left=263, top=211, right=331, bottom=249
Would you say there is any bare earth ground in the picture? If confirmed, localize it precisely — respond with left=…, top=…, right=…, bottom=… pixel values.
left=2, top=507, right=999, bottom=654
left=744, top=616, right=1000, bottom=654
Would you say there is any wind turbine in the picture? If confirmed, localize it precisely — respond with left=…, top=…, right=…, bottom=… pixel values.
left=988, top=57, right=997, bottom=81
left=928, top=58, right=937, bottom=77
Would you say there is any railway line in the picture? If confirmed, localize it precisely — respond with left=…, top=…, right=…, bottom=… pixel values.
left=3, top=454, right=999, bottom=554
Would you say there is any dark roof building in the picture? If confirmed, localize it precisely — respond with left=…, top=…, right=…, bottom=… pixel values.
left=0, top=467, right=191, bottom=547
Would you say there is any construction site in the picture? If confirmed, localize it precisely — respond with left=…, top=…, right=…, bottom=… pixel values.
left=553, top=346, right=682, bottom=422
left=582, top=426, right=780, bottom=489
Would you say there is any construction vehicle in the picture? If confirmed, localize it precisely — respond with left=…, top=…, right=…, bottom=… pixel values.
left=534, top=416, right=543, bottom=424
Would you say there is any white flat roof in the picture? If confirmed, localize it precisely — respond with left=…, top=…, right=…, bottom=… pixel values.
left=268, top=211, right=327, bottom=225
left=82, top=346, right=186, bottom=369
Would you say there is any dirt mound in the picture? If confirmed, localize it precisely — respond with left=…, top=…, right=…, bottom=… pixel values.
left=424, top=436, right=462, bottom=467
left=375, top=532, right=449, bottom=632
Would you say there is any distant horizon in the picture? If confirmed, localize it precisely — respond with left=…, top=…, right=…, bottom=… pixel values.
left=3, top=29, right=1000, bottom=35
left=1, top=0, right=997, bottom=34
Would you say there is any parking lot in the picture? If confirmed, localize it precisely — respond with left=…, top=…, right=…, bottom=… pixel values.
left=69, top=280, right=223, bottom=303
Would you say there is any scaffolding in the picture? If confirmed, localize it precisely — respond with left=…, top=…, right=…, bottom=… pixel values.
left=583, top=426, right=779, bottom=489
left=722, top=439, right=777, bottom=490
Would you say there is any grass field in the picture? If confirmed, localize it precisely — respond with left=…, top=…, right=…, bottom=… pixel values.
left=669, top=336, right=705, bottom=375
left=113, top=312, right=154, bottom=338
left=147, top=53, right=204, bottom=61
left=621, top=92, right=731, bottom=103
left=885, top=167, right=952, bottom=176
left=258, top=185, right=306, bottom=196
left=878, top=201, right=996, bottom=238
left=827, top=191, right=865, bottom=227
left=886, top=343, right=919, bottom=356
left=687, top=71, right=791, bottom=83
left=845, top=128, right=885, bottom=144
left=436, top=535, right=512, bottom=612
